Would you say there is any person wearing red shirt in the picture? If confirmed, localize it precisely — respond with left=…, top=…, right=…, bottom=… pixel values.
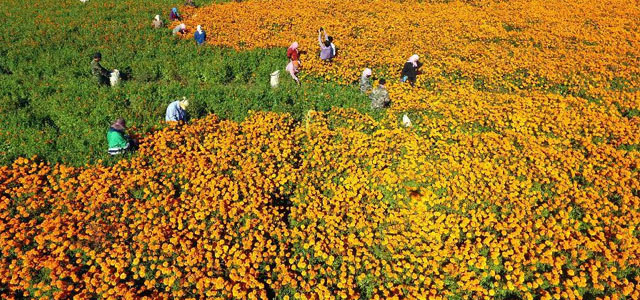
left=287, top=41, right=300, bottom=62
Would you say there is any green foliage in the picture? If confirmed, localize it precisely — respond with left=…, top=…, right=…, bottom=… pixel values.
left=502, top=23, right=523, bottom=32
left=0, top=0, right=372, bottom=166
left=610, top=77, right=631, bottom=91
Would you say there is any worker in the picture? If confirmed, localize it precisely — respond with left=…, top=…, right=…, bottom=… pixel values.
left=318, top=28, right=333, bottom=61
left=194, top=25, right=206, bottom=45
left=165, top=97, right=190, bottom=122
left=107, top=118, right=135, bottom=155
left=400, top=54, right=422, bottom=87
left=173, top=23, right=186, bottom=35
left=169, top=7, right=181, bottom=21
left=152, top=15, right=163, bottom=29
left=91, top=52, right=111, bottom=86
left=360, top=68, right=372, bottom=93
left=370, top=78, right=391, bottom=109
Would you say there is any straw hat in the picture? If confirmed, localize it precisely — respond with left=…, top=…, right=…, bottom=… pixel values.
left=179, top=97, right=189, bottom=110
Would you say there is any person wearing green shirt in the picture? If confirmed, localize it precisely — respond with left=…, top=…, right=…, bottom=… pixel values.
left=107, top=118, right=134, bottom=155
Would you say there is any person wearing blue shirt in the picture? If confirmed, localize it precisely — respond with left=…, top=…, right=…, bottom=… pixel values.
left=165, top=98, right=190, bottom=122
left=194, top=25, right=206, bottom=45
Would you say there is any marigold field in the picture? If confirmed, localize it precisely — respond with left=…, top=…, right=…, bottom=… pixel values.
left=1, top=0, right=640, bottom=299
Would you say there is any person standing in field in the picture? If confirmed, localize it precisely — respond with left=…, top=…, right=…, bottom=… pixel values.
left=318, top=28, right=333, bottom=62
left=370, top=78, right=391, bottom=109
left=169, top=7, right=181, bottom=21
left=91, top=52, right=111, bottom=86
left=152, top=15, right=163, bottom=29
left=165, top=97, right=190, bottom=122
left=360, top=68, right=372, bottom=94
left=173, top=23, right=186, bottom=35
left=320, top=28, right=336, bottom=58
left=194, top=25, right=206, bottom=45
left=107, top=118, right=136, bottom=155
left=401, top=54, right=422, bottom=87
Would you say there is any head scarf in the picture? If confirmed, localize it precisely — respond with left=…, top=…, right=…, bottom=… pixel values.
left=154, top=15, right=160, bottom=21
left=362, top=68, right=372, bottom=78
left=180, top=23, right=186, bottom=30
left=111, top=118, right=126, bottom=131
left=289, top=42, right=299, bottom=51
left=408, top=54, right=419, bottom=67
left=196, top=25, right=202, bottom=33
left=172, top=7, right=178, bottom=14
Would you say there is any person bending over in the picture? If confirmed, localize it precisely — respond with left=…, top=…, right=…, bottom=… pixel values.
left=107, top=118, right=137, bottom=155
left=370, top=78, right=391, bottom=109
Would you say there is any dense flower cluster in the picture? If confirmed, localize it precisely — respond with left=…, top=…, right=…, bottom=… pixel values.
left=177, top=0, right=640, bottom=142
left=1, top=114, right=299, bottom=299
left=2, top=0, right=639, bottom=299
left=1, top=107, right=639, bottom=299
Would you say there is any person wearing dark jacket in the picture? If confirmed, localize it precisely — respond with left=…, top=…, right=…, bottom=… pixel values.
left=401, top=54, right=422, bottom=87
left=91, top=52, right=111, bottom=86
left=327, top=35, right=336, bottom=58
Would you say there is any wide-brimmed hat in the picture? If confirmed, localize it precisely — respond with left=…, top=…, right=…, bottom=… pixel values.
left=179, top=97, right=189, bottom=110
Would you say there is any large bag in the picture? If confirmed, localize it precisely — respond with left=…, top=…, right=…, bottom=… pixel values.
left=270, top=70, right=280, bottom=87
